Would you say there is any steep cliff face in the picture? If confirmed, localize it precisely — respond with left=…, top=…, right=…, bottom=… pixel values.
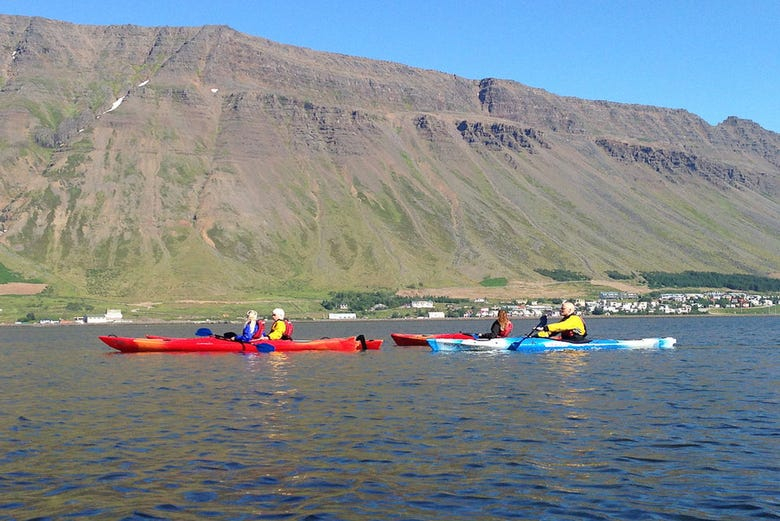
left=0, top=16, right=777, bottom=298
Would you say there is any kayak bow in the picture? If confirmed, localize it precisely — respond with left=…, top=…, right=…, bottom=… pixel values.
left=390, top=332, right=475, bottom=346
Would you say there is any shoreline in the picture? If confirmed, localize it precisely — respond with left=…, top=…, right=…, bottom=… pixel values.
left=3, top=311, right=777, bottom=327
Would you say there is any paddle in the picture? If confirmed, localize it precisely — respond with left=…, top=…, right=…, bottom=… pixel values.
left=254, top=343, right=276, bottom=353
left=195, top=327, right=233, bottom=340
left=507, top=315, right=548, bottom=351
left=194, top=327, right=275, bottom=353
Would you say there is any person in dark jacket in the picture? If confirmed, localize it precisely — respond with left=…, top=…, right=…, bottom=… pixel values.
left=479, top=309, right=514, bottom=339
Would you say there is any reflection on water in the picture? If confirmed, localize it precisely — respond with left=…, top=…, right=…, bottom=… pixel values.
left=0, top=316, right=778, bottom=519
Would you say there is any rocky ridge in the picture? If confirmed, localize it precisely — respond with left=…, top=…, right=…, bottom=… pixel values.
left=0, top=15, right=777, bottom=299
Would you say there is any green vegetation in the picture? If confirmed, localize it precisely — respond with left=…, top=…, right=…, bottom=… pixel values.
left=0, top=291, right=332, bottom=325
left=1, top=22, right=778, bottom=320
left=0, top=264, right=23, bottom=284
left=46, top=151, right=88, bottom=180
left=0, top=263, right=39, bottom=284
left=321, top=290, right=408, bottom=312
left=321, top=290, right=469, bottom=314
left=1, top=281, right=776, bottom=325
left=535, top=268, right=589, bottom=282
left=85, top=268, right=123, bottom=296
left=709, top=303, right=780, bottom=315
left=641, top=271, right=780, bottom=291
left=480, top=277, right=508, bottom=287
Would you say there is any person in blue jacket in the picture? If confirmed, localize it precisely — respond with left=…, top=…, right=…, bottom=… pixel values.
left=226, top=310, right=263, bottom=341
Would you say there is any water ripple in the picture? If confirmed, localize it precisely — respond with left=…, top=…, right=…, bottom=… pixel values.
left=1, top=318, right=778, bottom=519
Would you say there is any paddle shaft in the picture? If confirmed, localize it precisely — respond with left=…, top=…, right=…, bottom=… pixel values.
left=508, top=315, right=548, bottom=351
left=195, top=327, right=273, bottom=352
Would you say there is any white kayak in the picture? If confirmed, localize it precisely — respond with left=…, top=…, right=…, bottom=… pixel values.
left=426, top=336, right=677, bottom=352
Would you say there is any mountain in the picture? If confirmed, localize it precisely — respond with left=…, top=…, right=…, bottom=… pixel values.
left=0, top=15, right=777, bottom=299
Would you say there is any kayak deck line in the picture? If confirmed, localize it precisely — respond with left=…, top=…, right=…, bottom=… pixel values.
left=99, top=334, right=382, bottom=353
left=426, top=336, right=677, bottom=352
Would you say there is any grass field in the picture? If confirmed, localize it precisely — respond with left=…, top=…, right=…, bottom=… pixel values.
left=1, top=281, right=776, bottom=325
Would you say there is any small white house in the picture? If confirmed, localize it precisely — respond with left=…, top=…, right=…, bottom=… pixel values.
left=329, top=312, right=357, bottom=320
left=106, top=309, right=123, bottom=321
left=85, top=309, right=123, bottom=323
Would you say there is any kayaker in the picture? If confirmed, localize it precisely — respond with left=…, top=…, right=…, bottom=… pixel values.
left=535, top=301, right=587, bottom=342
left=264, top=308, right=294, bottom=340
left=226, top=309, right=264, bottom=342
left=479, top=309, right=514, bottom=339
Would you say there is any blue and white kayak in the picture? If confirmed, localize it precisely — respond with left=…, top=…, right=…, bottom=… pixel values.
left=426, top=336, right=677, bottom=352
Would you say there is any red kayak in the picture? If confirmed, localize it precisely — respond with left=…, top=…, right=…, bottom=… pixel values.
left=99, top=334, right=382, bottom=353
left=391, top=332, right=476, bottom=346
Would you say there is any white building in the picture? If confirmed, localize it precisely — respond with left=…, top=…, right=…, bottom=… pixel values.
left=329, top=312, right=357, bottom=320
left=85, top=309, right=124, bottom=323
left=106, top=309, right=123, bottom=321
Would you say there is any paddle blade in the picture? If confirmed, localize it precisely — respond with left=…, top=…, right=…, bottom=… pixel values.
left=255, top=343, right=275, bottom=353
left=195, top=327, right=213, bottom=337
left=508, top=315, right=548, bottom=351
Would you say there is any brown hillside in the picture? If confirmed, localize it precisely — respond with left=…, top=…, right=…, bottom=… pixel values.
left=0, top=15, right=777, bottom=299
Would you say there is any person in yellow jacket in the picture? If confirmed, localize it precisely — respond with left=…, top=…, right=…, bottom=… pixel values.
left=264, top=308, right=294, bottom=340
left=535, top=301, right=587, bottom=342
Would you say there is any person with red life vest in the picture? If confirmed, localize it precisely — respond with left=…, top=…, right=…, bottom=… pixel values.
left=479, top=309, right=514, bottom=339
left=264, top=307, right=294, bottom=340
left=225, top=309, right=264, bottom=341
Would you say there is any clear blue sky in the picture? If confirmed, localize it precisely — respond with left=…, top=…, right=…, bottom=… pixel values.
left=4, top=0, right=779, bottom=133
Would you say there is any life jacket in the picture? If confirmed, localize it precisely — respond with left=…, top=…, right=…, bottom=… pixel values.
left=282, top=319, right=294, bottom=340
left=229, top=320, right=263, bottom=342
left=251, top=321, right=265, bottom=340
left=270, top=319, right=294, bottom=340
left=498, top=321, right=513, bottom=337
left=558, top=316, right=587, bottom=341
left=483, top=319, right=513, bottom=339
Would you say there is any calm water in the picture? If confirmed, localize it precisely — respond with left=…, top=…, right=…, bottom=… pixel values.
left=1, top=316, right=778, bottom=520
